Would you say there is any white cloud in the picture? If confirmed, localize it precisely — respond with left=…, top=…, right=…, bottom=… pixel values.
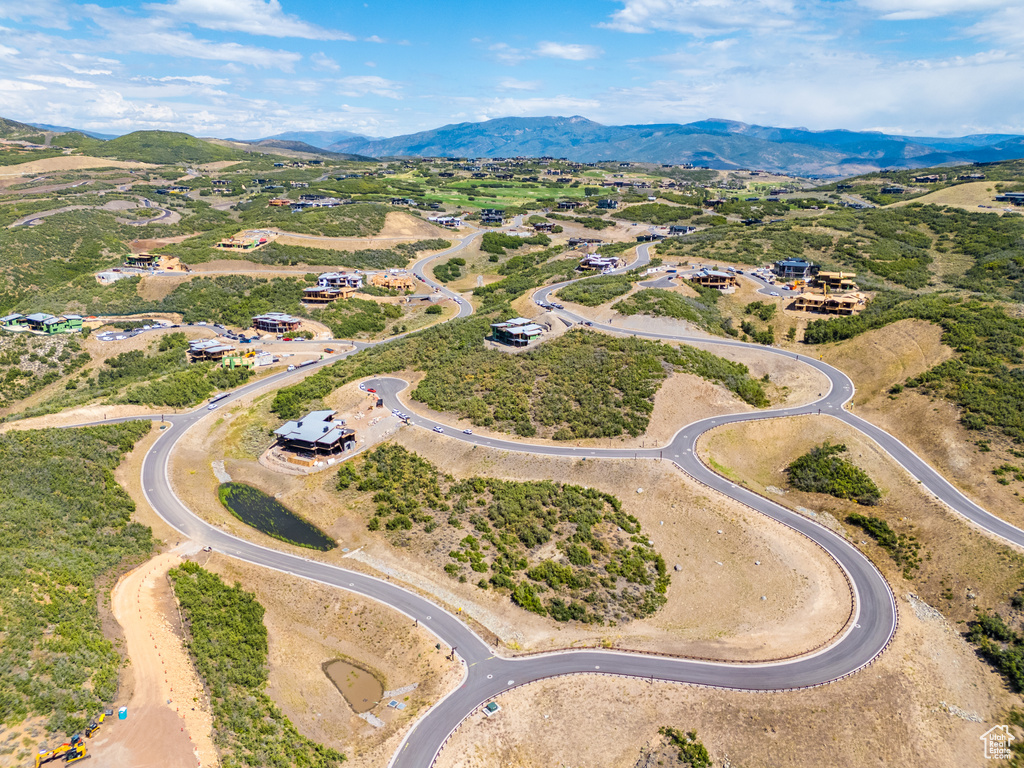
left=489, top=42, right=528, bottom=65
left=84, top=6, right=304, bottom=71
left=462, top=95, right=602, bottom=121
left=60, top=63, right=113, bottom=75
left=966, top=7, right=1024, bottom=45
left=365, top=35, right=386, bottom=43
left=602, top=0, right=797, bottom=36
left=0, top=43, right=18, bottom=56
left=498, top=77, right=542, bottom=91
left=25, top=74, right=97, bottom=88
left=0, top=79, right=44, bottom=90
left=335, top=75, right=403, bottom=98
left=85, top=90, right=177, bottom=123
left=311, top=52, right=340, bottom=71
left=157, top=74, right=231, bottom=86
left=145, top=0, right=354, bottom=40
left=856, top=0, right=1014, bottom=20
left=364, top=61, right=377, bottom=67
left=534, top=41, right=602, bottom=61
left=0, top=0, right=70, bottom=29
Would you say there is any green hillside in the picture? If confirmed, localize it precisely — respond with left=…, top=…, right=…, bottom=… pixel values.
left=82, top=130, right=245, bottom=164
left=0, top=117, right=44, bottom=140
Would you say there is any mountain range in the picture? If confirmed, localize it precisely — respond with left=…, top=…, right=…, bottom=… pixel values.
left=313, top=116, right=1024, bottom=176
left=7, top=114, right=1024, bottom=176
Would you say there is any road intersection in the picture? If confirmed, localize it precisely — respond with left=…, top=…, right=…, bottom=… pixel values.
left=66, top=229, right=1024, bottom=767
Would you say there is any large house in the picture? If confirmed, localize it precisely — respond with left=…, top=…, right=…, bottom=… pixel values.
left=579, top=254, right=620, bottom=271
left=303, top=285, right=355, bottom=304
left=188, top=339, right=236, bottom=361
left=318, top=272, right=363, bottom=289
left=791, top=292, right=868, bottom=316
left=597, top=199, right=619, bottom=209
left=815, top=271, right=858, bottom=292
left=18, top=313, right=84, bottom=334
left=252, top=312, right=302, bottom=334
left=124, top=253, right=158, bottom=269
left=690, top=269, right=738, bottom=290
left=273, top=410, right=356, bottom=457
left=491, top=317, right=544, bottom=347
left=773, top=258, right=819, bottom=280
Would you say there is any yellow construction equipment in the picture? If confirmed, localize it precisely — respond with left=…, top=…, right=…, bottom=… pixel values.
left=85, top=714, right=104, bottom=738
left=34, top=735, right=85, bottom=767
left=63, top=745, right=87, bottom=764
left=34, top=744, right=71, bottom=768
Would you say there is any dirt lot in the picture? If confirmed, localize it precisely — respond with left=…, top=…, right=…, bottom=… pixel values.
left=433, top=593, right=1014, bottom=768
left=890, top=181, right=1007, bottom=214
left=0, top=156, right=155, bottom=176
left=699, top=414, right=1024, bottom=624
left=820, top=319, right=1024, bottom=531
left=170, top=392, right=852, bottom=662
left=197, top=554, right=463, bottom=767
left=274, top=212, right=452, bottom=252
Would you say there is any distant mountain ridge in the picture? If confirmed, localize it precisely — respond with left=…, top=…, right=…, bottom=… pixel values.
left=322, top=116, right=1024, bottom=175
left=28, top=123, right=121, bottom=140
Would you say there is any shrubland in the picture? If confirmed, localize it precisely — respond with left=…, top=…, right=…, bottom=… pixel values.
left=339, top=445, right=668, bottom=623
left=0, top=422, right=153, bottom=735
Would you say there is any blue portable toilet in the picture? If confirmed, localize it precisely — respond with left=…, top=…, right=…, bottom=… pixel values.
left=118, top=706, right=127, bottom=720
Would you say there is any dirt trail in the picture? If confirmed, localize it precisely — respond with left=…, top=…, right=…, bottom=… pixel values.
left=102, top=548, right=219, bottom=768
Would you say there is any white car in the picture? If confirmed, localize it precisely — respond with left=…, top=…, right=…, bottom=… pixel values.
left=770, top=291, right=780, bottom=297
left=463, top=429, right=473, bottom=435
left=433, top=426, right=444, bottom=433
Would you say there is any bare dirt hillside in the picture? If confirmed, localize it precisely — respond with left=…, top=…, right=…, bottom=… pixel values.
left=890, top=181, right=1006, bottom=214
left=434, top=594, right=1012, bottom=768
left=198, top=554, right=463, bottom=768
left=0, top=156, right=155, bottom=176
left=699, top=414, right=1024, bottom=625
left=821, top=318, right=1024, bottom=529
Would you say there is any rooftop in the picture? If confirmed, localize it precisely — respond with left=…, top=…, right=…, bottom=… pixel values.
left=273, top=410, right=351, bottom=447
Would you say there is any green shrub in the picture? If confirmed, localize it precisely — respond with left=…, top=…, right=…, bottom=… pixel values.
left=786, top=442, right=881, bottom=504
left=170, top=563, right=343, bottom=767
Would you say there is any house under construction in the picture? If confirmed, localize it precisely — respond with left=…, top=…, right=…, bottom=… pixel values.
left=815, top=271, right=858, bottom=292
left=791, top=292, right=868, bottom=316
left=302, top=285, right=356, bottom=304
left=690, top=269, right=738, bottom=290
left=370, top=271, right=416, bottom=292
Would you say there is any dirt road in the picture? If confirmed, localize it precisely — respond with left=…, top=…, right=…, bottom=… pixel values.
left=101, top=548, right=219, bottom=768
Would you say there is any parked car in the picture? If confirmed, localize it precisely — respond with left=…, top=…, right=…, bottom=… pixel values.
left=770, top=291, right=780, bottom=297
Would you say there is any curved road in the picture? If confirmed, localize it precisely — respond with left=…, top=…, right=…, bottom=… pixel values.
left=97, top=233, right=1024, bottom=767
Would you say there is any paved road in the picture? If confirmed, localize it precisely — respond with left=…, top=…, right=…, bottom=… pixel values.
left=79, top=230, right=1024, bottom=767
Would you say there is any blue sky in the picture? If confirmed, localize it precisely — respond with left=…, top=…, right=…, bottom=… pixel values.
left=0, top=0, right=1021, bottom=138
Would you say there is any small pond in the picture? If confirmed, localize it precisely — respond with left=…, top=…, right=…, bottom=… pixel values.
left=323, top=659, right=384, bottom=714
left=217, top=482, right=336, bottom=551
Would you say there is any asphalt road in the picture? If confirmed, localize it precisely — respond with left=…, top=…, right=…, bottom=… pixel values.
left=76, top=231, right=1024, bottom=768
